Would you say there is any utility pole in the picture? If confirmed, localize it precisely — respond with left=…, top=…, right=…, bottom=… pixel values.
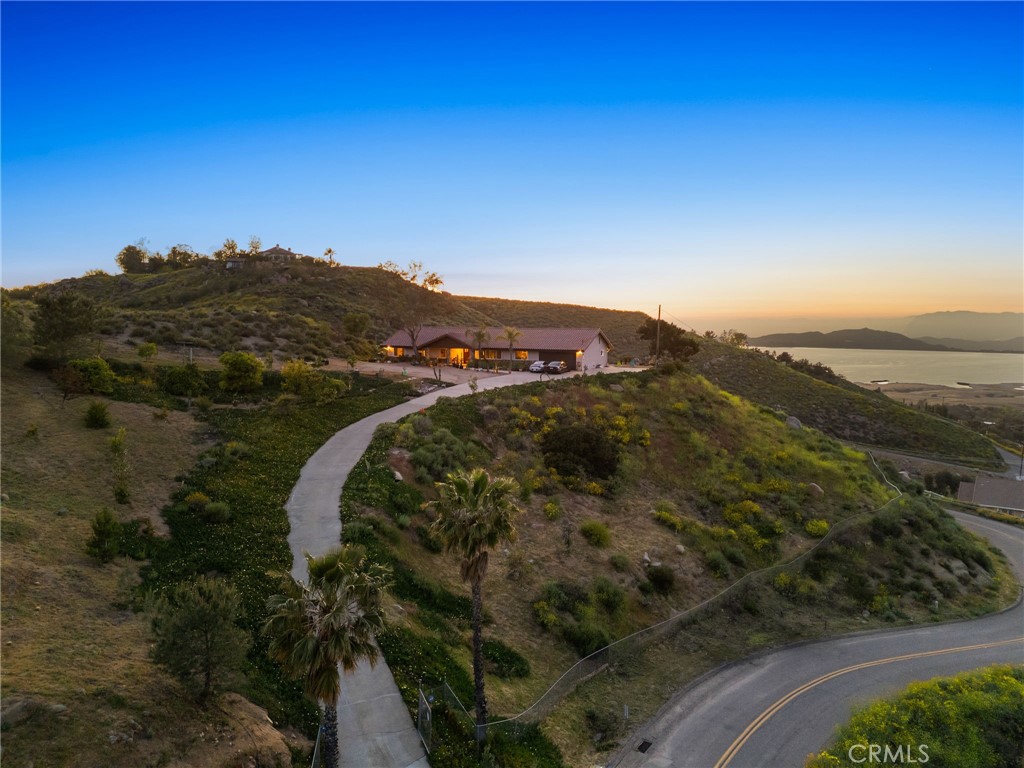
left=655, top=304, right=661, bottom=364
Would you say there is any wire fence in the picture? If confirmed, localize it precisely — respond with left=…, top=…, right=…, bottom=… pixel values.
left=419, top=453, right=904, bottom=737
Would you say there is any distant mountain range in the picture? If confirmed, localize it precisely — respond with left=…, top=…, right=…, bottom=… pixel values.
left=693, top=311, right=1023, bottom=341
left=749, top=328, right=1024, bottom=353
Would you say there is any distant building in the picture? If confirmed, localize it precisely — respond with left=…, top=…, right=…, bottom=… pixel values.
left=257, top=244, right=300, bottom=262
left=957, top=477, right=1024, bottom=513
left=382, top=326, right=612, bottom=370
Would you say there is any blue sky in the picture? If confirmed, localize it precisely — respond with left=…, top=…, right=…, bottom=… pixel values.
left=2, top=2, right=1021, bottom=330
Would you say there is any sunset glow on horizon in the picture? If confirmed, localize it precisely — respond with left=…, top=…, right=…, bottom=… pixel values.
left=2, top=2, right=1021, bottom=331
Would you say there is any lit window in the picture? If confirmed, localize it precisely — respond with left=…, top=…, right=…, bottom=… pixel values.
left=515, top=350, right=528, bottom=360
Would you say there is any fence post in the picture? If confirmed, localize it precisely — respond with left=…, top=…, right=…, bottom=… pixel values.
left=417, top=688, right=432, bottom=753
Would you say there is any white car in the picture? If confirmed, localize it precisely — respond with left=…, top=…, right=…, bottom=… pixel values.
left=529, top=360, right=548, bottom=373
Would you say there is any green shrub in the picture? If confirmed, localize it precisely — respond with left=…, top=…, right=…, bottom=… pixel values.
left=580, top=520, right=611, bottom=548
left=541, top=424, right=619, bottom=481
left=806, top=666, right=1024, bottom=768
left=706, top=550, right=730, bottom=578
left=184, top=491, right=211, bottom=514
left=592, top=576, right=626, bottom=615
left=387, top=482, right=423, bottom=520
left=543, top=499, right=563, bottom=521
left=158, top=363, right=208, bottom=397
left=805, top=519, right=830, bottom=537
left=722, top=544, right=747, bottom=567
left=482, top=639, right=531, bottom=679
left=563, top=621, right=612, bottom=657
left=533, top=600, right=560, bottom=630
left=218, top=351, right=264, bottom=393
left=86, top=507, right=122, bottom=563
left=407, top=428, right=469, bottom=483
left=203, top=501, right=232, bottom=523
left=609, top=553, right=630, bottom=572
left=84, top=401, right=111, bottom=428
left=68, top=357, right=116, bottom=394
left=647, top=564, right=675, bottom=594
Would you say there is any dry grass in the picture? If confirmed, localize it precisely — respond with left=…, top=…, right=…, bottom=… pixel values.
left=0, top=365, right=293, bottom=768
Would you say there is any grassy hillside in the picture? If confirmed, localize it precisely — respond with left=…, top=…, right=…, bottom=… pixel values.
left=691, top=339, right=1003, bottom=467
left=338, top=367, right=1014, bottom=765
left=9, top=263, right=650, bottom=362
left=0, top=366, right=298, bottom=767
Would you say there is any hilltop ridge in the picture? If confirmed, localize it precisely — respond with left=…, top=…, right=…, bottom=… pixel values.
left=7, top=262, right=651, bottom=360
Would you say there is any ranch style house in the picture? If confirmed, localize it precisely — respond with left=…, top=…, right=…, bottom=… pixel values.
left=382, top=326, right=613, bottom=371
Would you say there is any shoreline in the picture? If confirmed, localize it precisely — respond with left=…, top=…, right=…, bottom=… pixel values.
left=857, top=381, right=1024, bottom=411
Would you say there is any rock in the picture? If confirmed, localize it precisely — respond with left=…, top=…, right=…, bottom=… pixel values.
left=56, top=507, right=68, bottom=517
left=785, top=416, right=802, bottom=430
left=610, top=384, right=624, bottom=392
left=392, top=469, right=403, bottom=482
left=898, top=471, right=911, bottom=480
left=675, top=544, right=686, bottom=556
left=642, top=551, right=651, bottom=565
left=1, top=698, right=37, bottom=728
left=807, top=483, right=825, bottom=498
left=1, top=492, right=9, bottom=503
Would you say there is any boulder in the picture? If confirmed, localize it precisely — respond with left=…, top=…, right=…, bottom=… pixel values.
left=785, top=416, right=802, bottom=430
left=807, top=483, right=825, bottom=498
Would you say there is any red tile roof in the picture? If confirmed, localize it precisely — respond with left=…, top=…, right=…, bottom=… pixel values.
left=383, top=326, right=611, bottom=351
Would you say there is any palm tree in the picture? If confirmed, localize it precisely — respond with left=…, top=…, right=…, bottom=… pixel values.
left=264, top=546, right=390, bottom=768
left=466, top=327, right=490, bottom=368
left=428, top=468, right=520, bottom=741
left=324, top=247, right=336, bottom=265
left=497, top=326, right=522, bottom=373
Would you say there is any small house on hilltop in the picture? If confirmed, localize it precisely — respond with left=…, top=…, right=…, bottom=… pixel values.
left=258, top=244, right=300, bottom=262
left=382, top=326, right=612, bottom=370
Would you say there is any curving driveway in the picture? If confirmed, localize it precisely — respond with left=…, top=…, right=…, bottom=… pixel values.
left=284, top=371, right=549, bottom=767
left=609, top=511, right=1024, bottom=768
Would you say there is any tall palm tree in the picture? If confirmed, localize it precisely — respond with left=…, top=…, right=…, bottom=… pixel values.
left=466, top=327, right=490, bottom=367
left=428, top=468, right=520, bottom=741
left=264, top=546, right=389, bottom=768
left=497, top=326, right=522, bottom=373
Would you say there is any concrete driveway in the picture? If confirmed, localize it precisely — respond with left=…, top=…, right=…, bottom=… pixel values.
left=284, top=370, right=556, bottom=767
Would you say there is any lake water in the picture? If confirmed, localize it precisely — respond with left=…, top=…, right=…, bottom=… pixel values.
left=760, top=347, right=1024, bottom=387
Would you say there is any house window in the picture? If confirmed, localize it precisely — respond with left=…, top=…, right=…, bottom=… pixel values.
left=515, top=350, right=528, bottom=360
left=394, top=347, right=405, bottom=357
left=480, top=349, right=498, bottom=360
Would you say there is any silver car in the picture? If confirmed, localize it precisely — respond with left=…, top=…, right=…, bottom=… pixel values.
left=529, top=360, right=548, bottom=373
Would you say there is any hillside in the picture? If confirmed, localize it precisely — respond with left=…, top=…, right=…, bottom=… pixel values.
left=903, top=310, right=1024, bottom=342
left=750, top=328, right=951, bottom=351
left=340, top=368, right=1015, bottom=766
left=8, top=263, right=649, bottom=362
left=0, top=365, right=300, bottom=767
left=691, top=339, right=1003, bottom=467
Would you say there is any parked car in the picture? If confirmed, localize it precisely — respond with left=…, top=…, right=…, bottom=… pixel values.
left=544, top=360, right=568, bottom=374
left=529, top=360, right=548, bottom=373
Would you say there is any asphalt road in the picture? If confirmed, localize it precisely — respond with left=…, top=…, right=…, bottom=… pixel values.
left=610, top=511, right=1024, bottom=768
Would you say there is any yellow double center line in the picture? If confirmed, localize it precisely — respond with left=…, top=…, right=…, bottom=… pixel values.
left=713, top=636, right=1024, bottom=768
